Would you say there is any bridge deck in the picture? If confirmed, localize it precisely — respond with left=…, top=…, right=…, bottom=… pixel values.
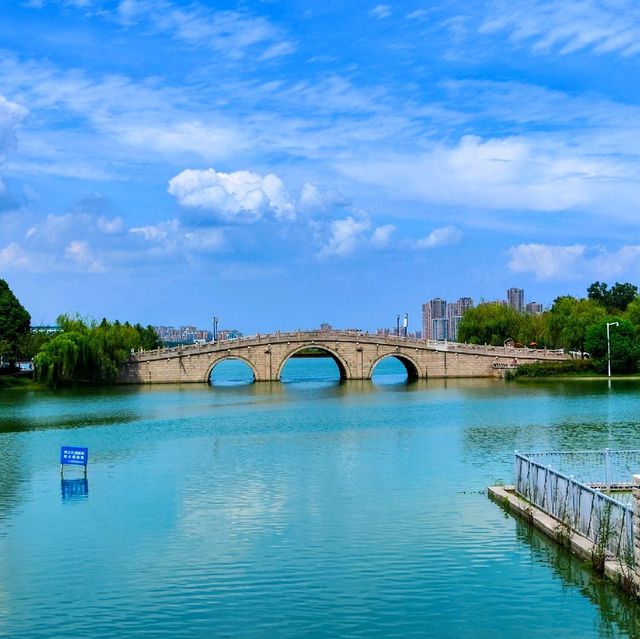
left=129, top=330, right=568, bottom=362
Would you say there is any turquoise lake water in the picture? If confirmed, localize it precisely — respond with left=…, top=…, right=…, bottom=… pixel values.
left=2, top=357, right=640, bottom=637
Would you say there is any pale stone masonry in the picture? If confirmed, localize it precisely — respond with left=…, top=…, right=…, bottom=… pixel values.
left=118, top=330, right=569, bottom=384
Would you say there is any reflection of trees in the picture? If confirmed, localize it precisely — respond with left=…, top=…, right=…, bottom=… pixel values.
left=0, top=436, right=24, bottom=524
left=0, top=410, right=139, bottom=434
left=515, top=520, right=640, bottom=638
left=462, top=380, right=640, bottom=469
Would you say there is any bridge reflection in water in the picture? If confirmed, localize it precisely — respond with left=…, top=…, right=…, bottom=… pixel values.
left=120, top=330, right=568, bottom=385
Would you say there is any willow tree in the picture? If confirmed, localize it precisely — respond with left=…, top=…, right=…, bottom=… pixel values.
left=457, top=303, right=527, bottom=346
left=34, top=315, right=153, bottom=387
left=545, top=296, right=605, bottom=356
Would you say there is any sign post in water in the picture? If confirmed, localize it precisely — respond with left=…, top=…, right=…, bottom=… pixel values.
left=60, top=446, right=88, bottom=476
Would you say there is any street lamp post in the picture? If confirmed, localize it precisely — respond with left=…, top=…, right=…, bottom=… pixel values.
left=396, top=314, right=400, bottom=337
left=606, top=321, right=619, bottom=378
left=212, top=316, right=219, bottom=343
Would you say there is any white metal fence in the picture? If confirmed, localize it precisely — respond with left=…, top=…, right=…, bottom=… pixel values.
left=515, top=452, right=634, bottom=560
left=520, top=449, right=640, bottom=490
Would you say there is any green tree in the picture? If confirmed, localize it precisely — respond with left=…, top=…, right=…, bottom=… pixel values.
left=624, top=296, right=640, bottom=326
left=0, top=279, right=31, bottom=363
left=585, top=318, right=640, bottom=374
left=546, top=296, right=605, bottom=355
left=134, top=323, right=162, bottom=350
left=34, top=315, right=156, bottom=387
left=458, top=303, right=527, bottom=346
left=587, top=281, right=609, bottom=307
left=587, top=281, right=637, bottom=312
left=609, top=282, right=638, bottom=312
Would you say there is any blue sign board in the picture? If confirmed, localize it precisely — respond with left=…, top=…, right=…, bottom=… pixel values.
left=60, top=446, right=88, bottom=467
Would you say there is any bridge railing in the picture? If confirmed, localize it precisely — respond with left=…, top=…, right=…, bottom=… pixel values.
left=127, top=330, right=569, bottom=361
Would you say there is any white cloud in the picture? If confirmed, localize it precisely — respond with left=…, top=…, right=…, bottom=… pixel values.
left=371, top=4, right=392, bottom=19
left=130, top=219, right=180, bottom=241
left=507, top=244, right=640, bottom=280
left=0, top=242, right=32, bottom=270
left=507, top=243, right=586, bottom=279
left=116, top=0, right=296, bottom=60
left=182, top=228, right=226, bottom=252
left=371, top=224, right=395, bottom=248
left=130, top=219, right=226, bottom=255
left=480, top=0, right=640, bottom=58
left=318, top=215, right=396, bottom=257
left=168, top=168, right=295, bottom=223
left=319, top=216, right=371, bottom=257
left=507, top=243, right=640, bottom=280
left=64, top=240, right=105, bottom=272
left=97, top=216, right=124, bottom=234
left=0, top=94, right=28, bottom=192
left=297, top=182, right=349, bottom=214
left=338, top=133, right=639, bottom=216
left=415, top=225, right=463, bottom=249
left=116, top=122, right=248, bottom=161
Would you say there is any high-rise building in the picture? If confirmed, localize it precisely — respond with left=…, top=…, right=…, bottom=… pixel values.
left=422, top=298, right=447, bottom=340
left=525, top=302, right=544, bottom=315
left=447, top=297, right=474, bottom=341
left=507, top=287, right=524, bottom=312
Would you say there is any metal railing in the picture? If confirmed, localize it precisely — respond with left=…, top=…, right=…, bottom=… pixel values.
left=520, top=449, right=640, bottom=490
left=515, top=452, right=634, bottom=561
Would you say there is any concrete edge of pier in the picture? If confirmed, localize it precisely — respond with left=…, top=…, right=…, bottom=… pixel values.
left=488, top=485, right=625, bottom=587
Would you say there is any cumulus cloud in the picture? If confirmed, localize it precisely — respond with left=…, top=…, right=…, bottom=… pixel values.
left=371, top=224, right=395, bottom=248
left=0, top=242, right=31, bottom=270
left=131, top=218, right=226, bottom=255
left=64, top=240, right=105, bottom=273
left=415, top=225, right=463, bottom=249
left=168, top=168, right=295, bottom=223
left=319, top=216, right=371, bottom=257
left=507, top=243, right=585, bottom=279
left=96, top=216, right=125, bottom=234
left=318, top=215, right=396, bottom=257
left=507, top=243, right=640, bottom=280
left=297, top=182, right=350, bottom=214
left=130, top=219, right=180, bottom=241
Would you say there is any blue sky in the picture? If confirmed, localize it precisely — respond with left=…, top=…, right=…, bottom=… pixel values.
left=2, top=0, right=640, bottom=332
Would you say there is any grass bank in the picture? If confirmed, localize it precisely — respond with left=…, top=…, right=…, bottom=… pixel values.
left=0, top=375, right=46, bottom=390
left=512, top=359, right=595, bottom=378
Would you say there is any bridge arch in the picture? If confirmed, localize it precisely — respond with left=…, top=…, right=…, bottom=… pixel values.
left=276, top=345, right=351, bottom=381
left=205, top=355, right=259, bottom=384
left=368, top=353, right=422, bottom=380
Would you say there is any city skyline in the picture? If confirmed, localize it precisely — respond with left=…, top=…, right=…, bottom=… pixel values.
left=2, top=2, right=640, bottom=332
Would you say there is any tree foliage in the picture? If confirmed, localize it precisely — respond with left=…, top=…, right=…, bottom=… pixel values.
left=457, top=303, right=540, bottom=346
left=585, top=318, right=640, bottom=374
left=34, top=315, right=160, bottom=387
left=587, top=281, right=637, bottom=313
left=545, top=297, right=605, bottom=355
left=0, top=279, right=31, bottom=361
left=457, top=281, right=640, bottom=375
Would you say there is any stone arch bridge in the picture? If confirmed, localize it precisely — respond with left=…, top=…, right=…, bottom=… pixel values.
left=118, top=331, right=569, bottom=384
